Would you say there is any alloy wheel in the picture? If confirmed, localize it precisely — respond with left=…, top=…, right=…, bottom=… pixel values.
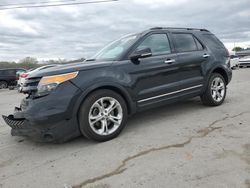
left=88, top=97, right=123, bottom=136
left=211, top=77, right=225, bottom=102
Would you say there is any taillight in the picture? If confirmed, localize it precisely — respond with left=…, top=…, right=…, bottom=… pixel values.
left=20, top=73, right=29, bottom=78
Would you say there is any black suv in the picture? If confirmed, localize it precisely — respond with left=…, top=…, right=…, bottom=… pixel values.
left=3, top=27, right=232, bottom=142
left=0, top=68, right=26, bottom=89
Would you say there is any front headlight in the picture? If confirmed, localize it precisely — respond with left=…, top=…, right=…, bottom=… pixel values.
left=37, top=71, right=78, bottom=96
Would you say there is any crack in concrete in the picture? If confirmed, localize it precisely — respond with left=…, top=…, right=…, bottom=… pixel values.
left=72, top=111, right=249, bottom=188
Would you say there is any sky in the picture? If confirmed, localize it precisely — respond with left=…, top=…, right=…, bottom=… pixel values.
left=0, top=0, right=250, bottom=61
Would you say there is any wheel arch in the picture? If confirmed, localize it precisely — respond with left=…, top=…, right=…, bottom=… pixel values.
left=74, top=83, right=136, bottom=117
left=211, top=67, right=229, bottom=84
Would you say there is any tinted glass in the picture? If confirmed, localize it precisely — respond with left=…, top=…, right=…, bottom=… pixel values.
left=173, top=33, right=197, bottom=52
left=0, top=70, right=16, bottom=75
left=40, top=66, right=55, bottom=70
left=16, top=69, right=26, bottom=75
left=202, top=34, right=225, bottom=49
left=194, top=37, right=204, bottom=50
left=7, top=70, right=16, bottom=75
left=136, top=34, right=171, bottom=55
left=1, top=70, right=8, bottom=75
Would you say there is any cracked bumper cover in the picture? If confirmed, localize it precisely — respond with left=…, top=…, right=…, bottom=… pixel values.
left=2, top=82, right=82, bottom=143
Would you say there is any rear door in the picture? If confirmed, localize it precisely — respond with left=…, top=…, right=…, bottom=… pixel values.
left=170, top=32, right=209, bottom=90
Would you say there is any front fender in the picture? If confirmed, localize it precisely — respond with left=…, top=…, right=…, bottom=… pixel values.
left=71, top=81, right=136, bottom=117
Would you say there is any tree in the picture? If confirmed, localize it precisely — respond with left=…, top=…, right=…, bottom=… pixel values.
left=232, top=47, right=244, bottom=52
left=18, top=57, right=38, bottom=64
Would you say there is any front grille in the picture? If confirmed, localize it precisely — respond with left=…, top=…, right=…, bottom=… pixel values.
left=22, top=77, right=41, bottom=96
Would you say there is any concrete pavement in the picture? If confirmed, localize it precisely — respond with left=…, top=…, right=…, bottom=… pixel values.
left=0, top=69, right=250, bottom=188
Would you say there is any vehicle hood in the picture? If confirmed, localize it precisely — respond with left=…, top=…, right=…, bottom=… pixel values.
left=29, top=60, right=113, bottom=78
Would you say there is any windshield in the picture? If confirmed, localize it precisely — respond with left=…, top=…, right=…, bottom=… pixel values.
left=92, top=34, right=138, bottom=61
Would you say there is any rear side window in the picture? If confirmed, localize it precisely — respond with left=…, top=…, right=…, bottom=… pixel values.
left=9, top=70, right=16, bottom=75
left=0, top=70, right=15, bottom=75
left=172, top=33, right=198, bottom=52
left=202, top=34, right=225, bottom=49
left=0, top=70, right=7, bottom=75
left=136, top=34, right=171, bottom=55
left=40, top=66, right=54, bottom=70
left=194, top=37, right=204, bottom=50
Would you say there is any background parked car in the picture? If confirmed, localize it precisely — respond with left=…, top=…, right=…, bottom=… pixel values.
left=18, top=65, right=60, bottom=92
left=230, top=55, right=239, bottom=69
left=239, top=56, right=250, bottom=68
left=0, top=68, right=26, bottom=89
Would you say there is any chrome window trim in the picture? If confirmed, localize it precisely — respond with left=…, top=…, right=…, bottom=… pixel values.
left=138, top=84, right=203, bottom=103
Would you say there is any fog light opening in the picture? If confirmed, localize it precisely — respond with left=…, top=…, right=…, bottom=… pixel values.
left=43, top=133, right=54, bottom=142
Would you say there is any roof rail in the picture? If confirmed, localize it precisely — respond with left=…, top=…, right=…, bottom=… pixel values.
left=150, top=27, right=209, bottom=32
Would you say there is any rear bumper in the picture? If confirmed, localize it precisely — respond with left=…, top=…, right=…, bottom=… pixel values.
left=2, top=82, right=82, bottom=143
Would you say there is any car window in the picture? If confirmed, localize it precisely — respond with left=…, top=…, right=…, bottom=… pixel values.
left=172, top=33, right=198, bottom=52
left=16, top=70, right=26, bottom=75
left=194, top=37, right=204, bottom=50
left=136, top=34, right=171, bottom=55
left=6, top=70, right=16, bottom=75
left=93, top=34, right=139, bottom=61
left=40, top=66, right=54, bottom=70
left=202, top=34, right=225, bottom=49
left=1, top=70, right=7, bottom=75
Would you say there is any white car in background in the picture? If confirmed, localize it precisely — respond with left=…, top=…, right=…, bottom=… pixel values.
left=18, top=65, right=59, bottom=92
left=230, top=55, right=239, bottom=69
left=239, top=56, right=250, bottom=68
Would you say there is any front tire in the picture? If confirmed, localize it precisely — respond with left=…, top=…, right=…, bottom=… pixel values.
left=0, top=81, right=8, bottom=89
left=78, top=89, right=128, bottom=142
left=201, top=73, right=227, bottom=106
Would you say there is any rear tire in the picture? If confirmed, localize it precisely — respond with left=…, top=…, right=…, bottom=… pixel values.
left=201, top=73, right=227, bottom=106
left=78, top=89, right=128, bottom=142
left=0, top=81, right=8, bottom=89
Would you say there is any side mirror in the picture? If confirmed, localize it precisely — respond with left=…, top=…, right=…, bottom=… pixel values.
left=129, top=48, right=152, bottom=63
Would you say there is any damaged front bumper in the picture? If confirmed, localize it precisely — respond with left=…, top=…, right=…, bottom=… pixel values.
left=2, top=112, right=46, bottom=142
left=2, top=82, right=82, bottom=143
left=3, top=108, right=25, bottom=129
left=3, top=112, right=79, bottom=143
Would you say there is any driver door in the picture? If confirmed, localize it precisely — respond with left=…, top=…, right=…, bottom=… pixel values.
left=127, top=33, right=179, bottom=106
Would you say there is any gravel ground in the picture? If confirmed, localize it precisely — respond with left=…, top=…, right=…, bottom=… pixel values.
left=0, top=68, right=250, bottom=188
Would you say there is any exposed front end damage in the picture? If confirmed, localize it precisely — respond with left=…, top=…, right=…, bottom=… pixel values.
left=2, top=76, right=82, bottom=143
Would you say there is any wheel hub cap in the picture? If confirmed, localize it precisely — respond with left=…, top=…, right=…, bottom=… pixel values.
left=211, top=77, right=225, bottom=102
left=88, top=97, right=123, bottom=136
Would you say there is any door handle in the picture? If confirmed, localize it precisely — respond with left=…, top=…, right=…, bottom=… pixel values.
left=203, top=54, right=210, bottom=58
left=164, top=59, right=175, bottom=64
